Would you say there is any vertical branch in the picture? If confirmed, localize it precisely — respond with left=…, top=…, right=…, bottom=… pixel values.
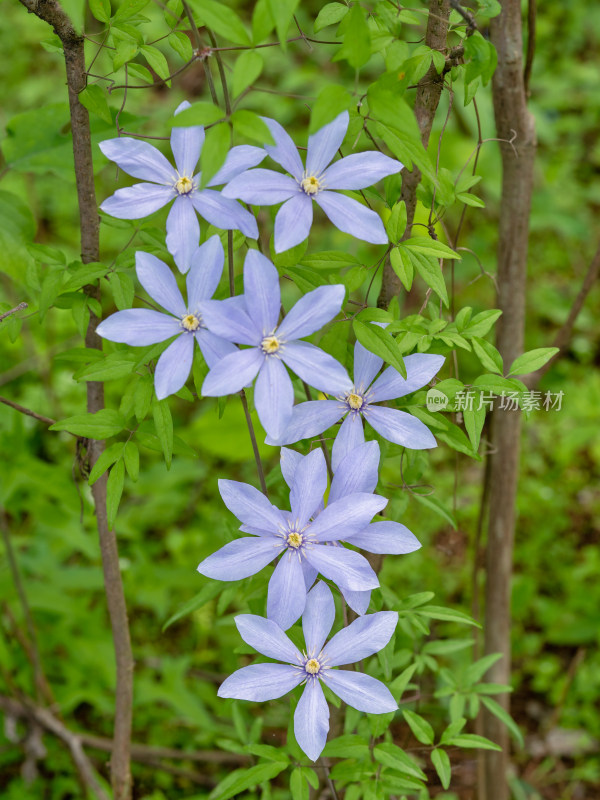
left=378, top=0, right=452, bottom=309
left=483, top=2, right=536, bottom=798
left=16, top=2, right=134, bottom=798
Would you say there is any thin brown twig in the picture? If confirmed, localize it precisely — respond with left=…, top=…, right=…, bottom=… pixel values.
left=0, top=302, right=28, bottom=321
left=0, top=395, right=57, bottom=426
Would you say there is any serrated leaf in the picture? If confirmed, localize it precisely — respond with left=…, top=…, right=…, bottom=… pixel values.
left=431, top=748, right=451, bottom=789
left=190, top=0, right=251, bottom=45
left=353, top=319, right=406, bottom=378
left=50, top=409, right=125, bottom=439
left=403, top=710, right=434, bottom=745
left=314, top=2, right=348, bottom=32
left=106, top=458, right=125, bottom=529
left=209, top=761, right=287, bottom=800
left=79, top=85, right=112, bottom=124
left=153, top=396, right=173, bottom=468
left=508, top=347, right=559, bottom=376
left=232, top=50, right=263, bottom=98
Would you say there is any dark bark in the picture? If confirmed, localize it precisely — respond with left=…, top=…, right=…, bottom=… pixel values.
left=483, top=2, right=536, bottom=799
left=15, top=3, right=133, bottom=798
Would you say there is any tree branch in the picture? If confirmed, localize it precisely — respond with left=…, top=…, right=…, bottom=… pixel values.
left=0, top=302, right=28, bottom=321
left=0, top=395, right=56, bottom=426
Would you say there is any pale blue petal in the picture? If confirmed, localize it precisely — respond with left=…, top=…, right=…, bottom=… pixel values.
left=294, top=681, right=329, bottom=762
left=274, top=194, right=313, bottom=253
left=99, top=137, right=176, bottom=184
left=254, top=357, right=294, bottom=440
left=100, top=184, right=174, bottom=220
left=323, top=151, right=403, bottom=190
left=174, top=100, right=191, bottom=114
left=324, top=670, right=397, bottom=714
left=235, top=614, right=301, bottom=663
left=219, top=664, right=303, bottom=702
left=135, top=251, right=186, bottom=316
left=190, top=189, right=258, bottom=238
left=197, top=536, right=280, bottom=580
left=340, top=587, right=371, bottom=616
left=369, top=353, right=445, bottom=402
left=194, top=329, right=237, bottom=368
left=315, top=191, right=388, bottom=244
left=278, top=284, right=345, bottom=341
left=267, top=555, right=307, bottom=630
left=306, top=111, right=349, bottom=176
left=290, top=448, right=327, bottom=527
left=304, top=545, right=379, bottom=591
left=97, top=309, right=179, bottom=346
left=154, top=333, right=194, bottom=399
left=345, top=520, right=421, bottom=554
left=222, top=169, right=298, bottom=204
left=328, top=441, right=380, bottom=503
left=302, top=560, right=318, bottom=591
left=218, top=478, right=287, bottom=530
left=331, top=413, right=365, bottom=472
left=309, top=493, right=387, bottom=542
left=261, top=117, right=304, bottom=178
left=207, top=145, right=266, bottom=186
left=302, top=581, right=335, bottom=657
left=354, top=340, right=383, bottom=392
left=243, top=250, right=281, bottom=334
left=280, top=447, right=303, bottom=489
left=187, top=235, right=225, bottom=308
left=166, top=196, right=200, bottom=273
left=322, top=611, right=398, bottom=666
left=365, top=405, right=437, bottom=449
left=170, top=123, right=204, bottom=177
left=281, top=342, right=352, bottom=396
left=268, top=400, right=344, bottom=447
left=199, top=299, right=260, bottom=345
left=202, top=348, right=263, bottom=395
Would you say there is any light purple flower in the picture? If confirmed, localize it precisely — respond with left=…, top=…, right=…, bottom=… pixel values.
left=222, top=111, right=403, bottom=252
left=281, top=442, right=421, bottom=615
left=218, top=582, right=398, bottom=761
left=200, top=249, right=351, bottom=439
left=270, top=343, right=445, bottom=469
left=99, top=102, right=264, bottom=272
left=96, top=237, right=236, bottom=399
left=197, top=448, right=385, bottom=629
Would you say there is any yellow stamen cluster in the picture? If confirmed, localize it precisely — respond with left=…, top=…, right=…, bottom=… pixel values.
left=175, top=176, right=193, bottom=195
left=181, top=313, right=200, bottom=332
left=301, top=175, right=322, bottom=196
left=261, top=335, right=281, bottom=354
left=305, top=658, right=320, bottom=675
left=347, top=392, right=363, bottom=410
left=287, top=531, right=303, bottom=549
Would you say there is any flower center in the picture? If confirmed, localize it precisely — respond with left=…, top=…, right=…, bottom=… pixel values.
left=347, top=392, right=364, bottom=411
left=286, top=531, right=303, bottom=549
left=300, top=174, right=322, bottom=196
left=175, top=175, right=194, bottom=195
left=261, top=335, right=281, bottom=354
left=181, top=313, right=200, bottom=332
left=305, top=658, right=321, bottom=675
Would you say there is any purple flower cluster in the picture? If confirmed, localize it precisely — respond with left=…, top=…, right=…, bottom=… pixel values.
left=97, top=102, right=444, bottom=761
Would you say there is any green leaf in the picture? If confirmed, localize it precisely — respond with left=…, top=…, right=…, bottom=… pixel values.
left=200, top=122, right=231, bottom=187
left=290, top=768, right=309, bottom=800
left=140, top=45, right=171, bottom=82
left=412, top=491, right=458, bottom=529
left=50, top=409, right=125, bottom=439
left=134, top=374, right=154, bottom=421
left=75, top=354, right=136, bottom=382
left=245, top=744, right=288, bottom=763
left=431, top=748, right=451, bottom=789
left=109, top=271, right=135, bottom=311
left=374, top=743, right=427, bottom=780
left=403, top=237, right=461, bottom=260
left=153, top=397, right=173, bottom=468
left=78, top=85, right=112, bottom=124
left=463, top=309, right=502, bottom=337
left=267, top=0, right=300, bottom=48
left=508, top=347, right=559, bottom=376
left=232, top=50, right=263, bottom=98
left=106, top=458, right=125, bottom=529
left=400, top=247, right=448, bottom=307
left=309, top=85, right=353, bottom=134
left=168, top=30, right=193, bottom=62
left=385, top=201, right=407, bottom=243
left=418, top=604, right=480, bottom=627
left=314, top=2, right=348, bottom=33
left=300, top=251, right=361, bottom=270
left=480, top=696, right=524, bottom=747
left=323, top=735, right=370, bottom=760
left=353, top=319, right=406, bottom=378
left=471, top=336, right=503, bottom=374
left=63, top=261, right=107, bottom=290
left=114, top=0, right=150, bottom=20
left=252, top=0, right=275, bottom=43
left=231, top=110, right=273, bottom=144
left=390, top=247, right=413, bottom=291
left=171, top=100, right=225, bottom=127
left=462, top=404, right=486, bottom=451
left=465, top=653, right=503, bottom=684
left=209, top=761, right=287, bottom=800
left=403, top=710, right=434, bottom=745
left=123, top=441, right=139, bottom=482
left=190, top=0, right=251, bottom=45
left=445, top=733, right=502, bottom=751
left=162, top=581, right=223, bottom=630
left=89, top=0, right=111, bottom=23
left=88, top=442, right=124, bottom=485
left=333, top=3, right=371, bottom=69
left=390, top=663, right=418, bottom=700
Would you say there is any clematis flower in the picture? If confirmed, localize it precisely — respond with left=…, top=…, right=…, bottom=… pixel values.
left=99, top=101, right=264, bottom=272
left=281, top=441, right=421, bottom=615
left=219, top=581, right=398, bottom=761
left=97, top=236, right=236, bottom=399
left=197, top=448, right=385, bottom=630
left=270, top=342, right=445, bottom=469
left=222, top=111, right=402, bottom=252
left=200, top=249, right=351, bottom=439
